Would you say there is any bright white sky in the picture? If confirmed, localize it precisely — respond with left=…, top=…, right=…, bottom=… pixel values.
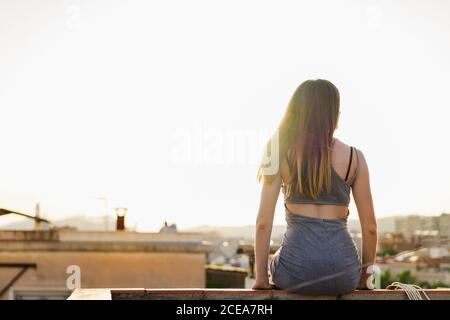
left=0, top=0, right=449, bottom=231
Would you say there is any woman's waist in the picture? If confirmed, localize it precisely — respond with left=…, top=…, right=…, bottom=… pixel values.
left=280, top=230, right=360, bottom=265
left=281, top=222, right=355, bottom=249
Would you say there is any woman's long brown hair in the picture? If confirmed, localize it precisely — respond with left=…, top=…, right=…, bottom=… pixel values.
left=257, top=79, right=340, bottom=199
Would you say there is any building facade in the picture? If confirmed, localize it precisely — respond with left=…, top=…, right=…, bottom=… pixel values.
left=0, top=229, right=212, bottom=300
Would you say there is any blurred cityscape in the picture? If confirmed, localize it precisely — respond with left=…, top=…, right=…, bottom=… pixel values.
left=0, top=205, right=449, bottom=299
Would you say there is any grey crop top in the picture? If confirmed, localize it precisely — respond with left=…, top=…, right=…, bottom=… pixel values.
left=283, top=146, right=359, bottom=207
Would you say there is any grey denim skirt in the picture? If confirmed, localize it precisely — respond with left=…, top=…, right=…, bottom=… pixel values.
left=269, top=208, right=361, bottom=295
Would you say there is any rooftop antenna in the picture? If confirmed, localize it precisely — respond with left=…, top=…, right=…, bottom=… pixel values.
left=96, top=196, right=109, bottom=231
left=35, top=203, right=41, bottom=231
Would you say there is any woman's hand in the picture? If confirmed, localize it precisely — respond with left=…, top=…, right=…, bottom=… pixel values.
left=357, top=271, right=374, bottom=290
left=252, top=278, right=275, bottom=290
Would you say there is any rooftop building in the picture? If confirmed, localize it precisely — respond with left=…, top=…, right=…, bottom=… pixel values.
left=0, top=229, right=212, bottom=300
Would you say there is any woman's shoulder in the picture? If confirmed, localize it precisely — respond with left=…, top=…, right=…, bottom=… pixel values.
left=333, top=138, right=368, bottom=182
left=332, top=138, right=367, bottom=175
left=333, top=138, right=363, bottom=157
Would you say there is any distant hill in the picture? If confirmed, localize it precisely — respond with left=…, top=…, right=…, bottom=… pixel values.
left=183, top=224, right=287, bottom=241
left=183, top=216, right=402, bottom=240
left=0, top=214, right=116, bottom=231
left=0, top=213, right=407, bottom=236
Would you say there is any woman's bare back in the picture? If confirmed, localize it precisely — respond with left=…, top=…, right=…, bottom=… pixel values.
left=280, top=137, right=359, bottom=219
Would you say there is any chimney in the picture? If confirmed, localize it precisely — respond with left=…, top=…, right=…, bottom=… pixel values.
left=114, top=207, right=127, bottom=231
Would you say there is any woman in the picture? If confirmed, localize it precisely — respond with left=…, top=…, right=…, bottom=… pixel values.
left=252, top=79, right=377, bottom=295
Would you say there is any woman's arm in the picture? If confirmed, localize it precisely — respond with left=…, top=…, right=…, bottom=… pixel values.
left=252, top=173, right=282, bottom=289
left=351, top=149, right=378, bottom=289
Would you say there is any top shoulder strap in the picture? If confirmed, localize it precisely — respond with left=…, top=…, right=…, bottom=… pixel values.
left=344, top=146, right=354, bottom=182
left=347, top=147, right=360, bottom=185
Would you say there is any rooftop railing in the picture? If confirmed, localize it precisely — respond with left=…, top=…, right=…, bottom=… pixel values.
left=68, top=288, right=450, bottom=300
